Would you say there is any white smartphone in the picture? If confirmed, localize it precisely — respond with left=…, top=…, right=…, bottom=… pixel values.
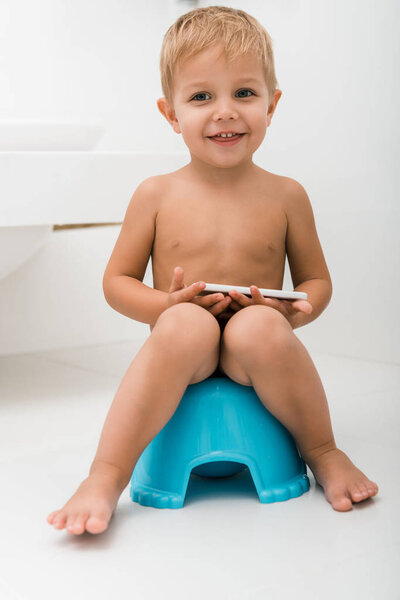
left=202, top=283, right=307, bottom=301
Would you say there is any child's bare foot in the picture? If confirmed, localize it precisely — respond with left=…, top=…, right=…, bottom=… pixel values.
left=47, top=465, right=127, bottom=535
left=306, top=447, right=379, bottom=511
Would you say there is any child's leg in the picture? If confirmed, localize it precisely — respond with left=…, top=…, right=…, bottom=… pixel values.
left=219, top=305, right=379, bottom=512
left=47, top=303, right=221, bottom=535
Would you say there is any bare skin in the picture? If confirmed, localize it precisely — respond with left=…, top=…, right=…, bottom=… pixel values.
left=47, top=39, right=379, bottom=532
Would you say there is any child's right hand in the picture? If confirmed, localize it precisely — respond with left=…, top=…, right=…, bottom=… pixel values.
left=167, top=266, right=233, bottom=317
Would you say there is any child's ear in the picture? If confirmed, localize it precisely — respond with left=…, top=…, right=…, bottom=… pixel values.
left=266, top=89, right=282, bottom=127
left=157, top=97, right=181, bottom=134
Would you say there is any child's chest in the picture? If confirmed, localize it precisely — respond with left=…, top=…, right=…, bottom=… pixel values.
left=152, top=190, right=287, bottom=277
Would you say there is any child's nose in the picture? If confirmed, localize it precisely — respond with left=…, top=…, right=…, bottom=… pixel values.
left=212, top=101, right=239, bottom=121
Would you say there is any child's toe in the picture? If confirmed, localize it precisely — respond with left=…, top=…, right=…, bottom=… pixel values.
left=368, top=482, right=379, bottom=496
left=66, top=514, right=79, bottom=534
left=329, top=489, right=353, bottom=511
left=86, top=513, right=109, bottom=535
left=350, top=482, right=372, bottom=502
left=73, top=515, right=89, bottom=534
left=349, top=483, right=364, bottom=501
left=67, top=513, right=88, bottom=535
left=370, top=483, right=379, bottom=496
left=47, top=511, right=58, bottom=524
left=53, top=512, right=68, bottom=529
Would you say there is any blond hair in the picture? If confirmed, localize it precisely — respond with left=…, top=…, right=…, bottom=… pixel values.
left=160, top=5, right=278, bottom=104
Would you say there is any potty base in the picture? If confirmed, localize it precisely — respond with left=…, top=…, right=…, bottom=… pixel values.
left=130, top=378, right=310, bottom=508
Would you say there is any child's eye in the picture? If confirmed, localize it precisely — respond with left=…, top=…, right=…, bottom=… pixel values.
left=236, top=89, right=255, bottom=98
left=191, top=92, right=211, bottom=102
left=191, top=89, right=255, bottom=102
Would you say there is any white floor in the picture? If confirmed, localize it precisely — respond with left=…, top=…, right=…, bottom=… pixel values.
left=0, top=339, right=399, bottom=600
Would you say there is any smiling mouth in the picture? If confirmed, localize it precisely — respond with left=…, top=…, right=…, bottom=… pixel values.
left=206, top=133, right=246, bottom=147
left=207, top=133, right=246, bottom=140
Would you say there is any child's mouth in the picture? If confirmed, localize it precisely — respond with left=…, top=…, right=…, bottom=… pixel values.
left=207, top=133, right=245, bottom=146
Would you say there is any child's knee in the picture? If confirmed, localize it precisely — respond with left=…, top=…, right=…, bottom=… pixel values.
left=153, top=302, right=221, bottom=346
left=223, top=305, right=293, bottom=356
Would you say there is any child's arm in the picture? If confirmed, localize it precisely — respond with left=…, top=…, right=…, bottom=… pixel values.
left=284, top=179, right=333, bottom=329
left=104, top=275, right=168, bottom=326
left=102, top=177, right=168, bottom=326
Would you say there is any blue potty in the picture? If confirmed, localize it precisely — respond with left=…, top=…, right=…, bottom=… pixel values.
left=130, top=377, right=310, bottom=508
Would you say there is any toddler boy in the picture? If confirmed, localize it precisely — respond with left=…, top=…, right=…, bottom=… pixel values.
left=47, top=6, right=378, bottom=535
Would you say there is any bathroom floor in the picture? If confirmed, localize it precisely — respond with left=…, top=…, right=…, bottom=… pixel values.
left=0, top=340, right=398, bottom=600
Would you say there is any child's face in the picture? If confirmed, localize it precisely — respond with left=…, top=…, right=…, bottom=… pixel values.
left=158, top=44, right=281, bottom=169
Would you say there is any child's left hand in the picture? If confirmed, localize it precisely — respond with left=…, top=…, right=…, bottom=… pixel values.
left=227, top=286, right=312, bottom=326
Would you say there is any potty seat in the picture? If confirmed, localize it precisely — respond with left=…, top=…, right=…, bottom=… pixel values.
left=130, top=377, right=310, bottom=508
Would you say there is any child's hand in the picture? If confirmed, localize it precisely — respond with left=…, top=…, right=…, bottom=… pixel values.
left=227, top=286, right=313, bottom=326
left=167, top=267, right=234, bottom=317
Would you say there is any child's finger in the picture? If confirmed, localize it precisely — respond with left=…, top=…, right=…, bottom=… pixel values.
left=259, top=295, right=282, bottom=310
left=228, top=299, right=242, bottom=311
left=192, top=294, right=231, bottom=316
left=196, top=293, right=227, bottom=308
left=250, top=286, right=266, bottom=303
left=228, top=290, right=252, bottom=307
left=292, top=300, right=313, bottom=314
left=209, top=296, right=233, bottom=316
left=179, top=281, right=206, bottom=302
left=175, top=266, right=185, bottom=288
left=168, top=266, right=185, bottom=293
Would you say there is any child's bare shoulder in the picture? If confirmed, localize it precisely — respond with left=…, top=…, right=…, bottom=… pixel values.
left=125, top=173, right=172, bottom=218
left=258, top=170, right=311, bottom=219
left=257, top=168, right=306, bottom=196
left=132, top=174, right=167, bottom=201
left=274, top=174, right=309, bottom=206
left=134, top=171, right=176, bottom=200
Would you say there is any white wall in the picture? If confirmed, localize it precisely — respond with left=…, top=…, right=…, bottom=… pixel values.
left=0, top=0, right=398, bottom=363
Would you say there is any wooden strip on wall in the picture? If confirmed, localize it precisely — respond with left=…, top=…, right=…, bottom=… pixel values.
left=53, top=222, right=122, bottom=231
